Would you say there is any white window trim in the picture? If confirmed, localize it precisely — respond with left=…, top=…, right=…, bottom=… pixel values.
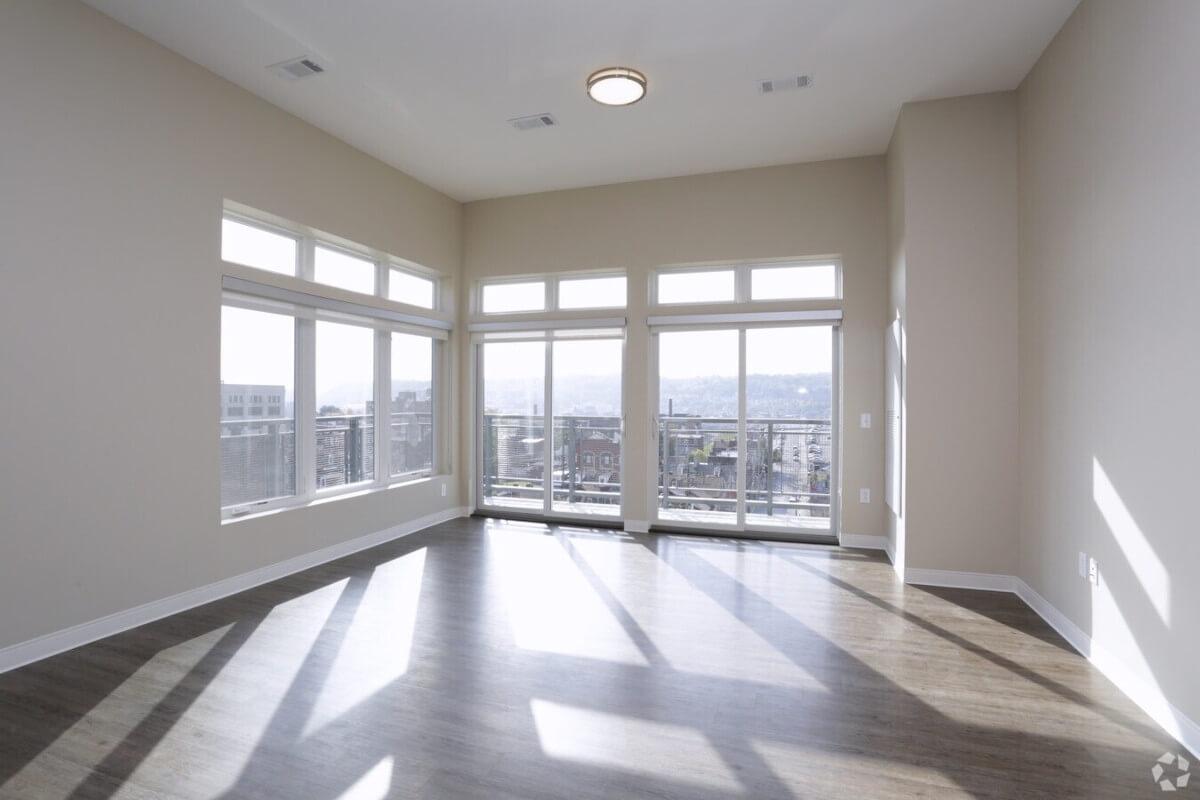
left=652, top=257, right=842, bottom=307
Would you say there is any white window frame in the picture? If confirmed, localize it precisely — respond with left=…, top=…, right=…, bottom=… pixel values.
left=477, top=276, right=551, bottom=315
left=651, top=258, right=842, bottom=307
left=219, top=204, right=449, bottom=522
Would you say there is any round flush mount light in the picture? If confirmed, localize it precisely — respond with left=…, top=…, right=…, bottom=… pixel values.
left=586, top=67, right=647, bottom=106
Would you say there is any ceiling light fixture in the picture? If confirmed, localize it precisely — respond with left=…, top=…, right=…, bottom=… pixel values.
left=586, top=67, right=647, bottom=106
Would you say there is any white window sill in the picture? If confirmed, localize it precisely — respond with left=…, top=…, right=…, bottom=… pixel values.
left=221, top=473, right=441, bottom=526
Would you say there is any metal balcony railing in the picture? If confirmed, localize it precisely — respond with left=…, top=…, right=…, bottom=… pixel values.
left=219, top=412, right=433, bottom=508
left=479, top=413, right=833, bottom=524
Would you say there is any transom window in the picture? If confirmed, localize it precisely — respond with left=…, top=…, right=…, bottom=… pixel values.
left=654, top=260, right=840, bottom=305
left=478, top=273, right=628, bottom=314
left=220, top=210, right=440, bottom=311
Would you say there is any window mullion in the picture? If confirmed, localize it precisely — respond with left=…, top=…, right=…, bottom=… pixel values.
left=376, top=328, right=390, bottom=483
left=296, top=317, right=317, bottom=499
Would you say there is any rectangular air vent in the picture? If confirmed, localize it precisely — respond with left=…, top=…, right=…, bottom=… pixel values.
left=760, top=75, right=812, bottom=94
left=509, top=113, right=557, bottom=131
left=269, top=56, right=326, bottom=80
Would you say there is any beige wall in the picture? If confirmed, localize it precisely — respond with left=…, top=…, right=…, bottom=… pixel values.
left=886, top=93, right=1020, bottom=575
left=462, top=158, right=889, bottom=535
left=1019, top=0, right=1200, bottom=733
left=0, top=0, right=463, bottom=650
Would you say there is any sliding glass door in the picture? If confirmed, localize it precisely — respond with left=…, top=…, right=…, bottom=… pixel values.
left=480, top=341, right=546, bottom=512
left=478, top=331, right=624, bottom=519
left=654, top=324, right=837, bottom=539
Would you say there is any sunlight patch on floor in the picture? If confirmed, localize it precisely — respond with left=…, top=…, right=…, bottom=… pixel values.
left=489, top=529, right=649, bottom=666
left=530, top=698, right=742, bottom=792
left=301, top=548, right=427, bottom=738
left=1, top=625, right=233, bottom=799
left=568, top=534, right=824, bottom=689
left=333, top=756, right=393, bottom=800
left=120, top=580, right=351, bottom=798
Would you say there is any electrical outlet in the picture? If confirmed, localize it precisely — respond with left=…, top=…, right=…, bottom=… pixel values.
left=860, top=412, right=872, bottom=429
left=1088, top=557, right=1099, bottom=586
left=859, top=488, right=871, bottom=504
left=440, top=482, right=447, bottom=497
left=1078, top=552, right=1088, bottom=579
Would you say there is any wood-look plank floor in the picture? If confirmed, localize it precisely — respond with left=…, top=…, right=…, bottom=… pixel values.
left=0, top=516, right=1188, bottom=799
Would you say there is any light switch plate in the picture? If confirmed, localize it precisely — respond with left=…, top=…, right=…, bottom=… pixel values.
left=440, top=483, right=447, bottom=497
left=1088, top=557, right=1099, bottom=586
left=860, top=412, right=872, bottom=429
left=859, top=488, right=871, bottom=504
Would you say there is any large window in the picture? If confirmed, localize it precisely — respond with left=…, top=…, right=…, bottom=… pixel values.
left=220, top=306, right=296, bottom=508
left=219, top=207, right=447, bottom=518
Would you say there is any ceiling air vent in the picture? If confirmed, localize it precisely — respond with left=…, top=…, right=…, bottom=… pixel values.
left=509, top=113, right=557, bottom=131
left=760, top=75, right=812, bottom=94
left=268, top=56, right=327, bottom=81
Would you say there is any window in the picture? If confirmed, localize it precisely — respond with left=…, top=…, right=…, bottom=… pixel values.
left=220, top=306, right=295, bottom=509
left=390, top=332, right=434, bottom=477
left=389, top=268, right=436, bottom=309
left=221, top=218, right=297, bottom=276
left=656, top=269, right=735, bottom=304
left=481, top=281, right=545, bottom=313
left=558, top=275, right=626, bottom=309
left=220, top=205, right=448, bottom=519
left=315, top=321, right=376, bottom=488
left=751, top=263, right=837, bottom=300
left=314, top=245, right=376, bottom=295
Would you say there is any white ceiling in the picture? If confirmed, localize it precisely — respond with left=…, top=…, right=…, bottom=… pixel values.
left=85, top=0, right=1077, bottom=202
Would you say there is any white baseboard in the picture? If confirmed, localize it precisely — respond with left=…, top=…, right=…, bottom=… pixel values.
left=1013, top=579, right=1200, bottom=759
left=623, top=519, right=650, bottom=534
left=905, top=568, right=1016, bottom=593
left=0, top=505, right=468, bottom=675
left=838, top=533, right=888, bottom=550
left=883, top=536, right=897, bottom=567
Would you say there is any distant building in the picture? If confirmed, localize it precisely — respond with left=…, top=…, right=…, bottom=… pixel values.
left=220, top=383, right=285, bottom=421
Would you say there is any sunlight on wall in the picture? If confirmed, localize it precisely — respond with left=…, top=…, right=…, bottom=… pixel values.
left=334, top=756, right=394, bottom=800
left=488, top=528, right=649, bottom=666
left=1, top=625, right=233, bottom=798
left=302, top=548, right=427, bottom=737
left=1091, top=574, right=1184, bottom=747
left=1093, top=458, right=1170, bottom=624
left=530, top=698, right=742, bottom=792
